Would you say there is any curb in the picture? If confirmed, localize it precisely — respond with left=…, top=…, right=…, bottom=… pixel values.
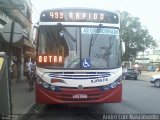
left=18, top=102, right=36, bottom=120
left=23, top=102, right=36, bottom=114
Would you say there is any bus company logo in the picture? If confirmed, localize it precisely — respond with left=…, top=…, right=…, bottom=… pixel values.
left=91, top=78, right=108, bottom=83
left=77, top=85, right=83, bottom=90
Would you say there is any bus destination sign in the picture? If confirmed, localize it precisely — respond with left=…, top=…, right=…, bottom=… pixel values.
left=40, top=9, right=119, bottom=24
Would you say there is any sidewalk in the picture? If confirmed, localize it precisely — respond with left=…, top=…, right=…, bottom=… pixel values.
left=138, top=71, right=160, bottom=81
left=11, top=77, right=35, bottom=115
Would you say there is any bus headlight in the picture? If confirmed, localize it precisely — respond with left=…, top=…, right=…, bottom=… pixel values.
left=42, top=82, right=49, bottom=89
left=110, top=82, right=117, bottom=88
left=50, top=85, right=56, bottom=91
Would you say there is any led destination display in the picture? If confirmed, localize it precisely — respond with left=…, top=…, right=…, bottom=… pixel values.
left=40, top=9, right=119, bottom=24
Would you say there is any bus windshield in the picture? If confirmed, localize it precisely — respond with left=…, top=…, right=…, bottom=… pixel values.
left=37, top=26, right=121, bottom=69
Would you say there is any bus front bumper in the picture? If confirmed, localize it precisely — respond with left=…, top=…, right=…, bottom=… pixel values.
left=35, top=84, right=122, bottom=104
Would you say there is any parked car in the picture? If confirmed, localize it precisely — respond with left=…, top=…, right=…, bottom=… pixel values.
left=150, top=74, right=160, bottom=88
left=122, top=68, right=139, bottom=80
left=147, top=66, right=156, bottom=72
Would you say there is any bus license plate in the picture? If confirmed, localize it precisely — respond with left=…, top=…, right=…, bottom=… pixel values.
left=73, top=94, right=88, bottom=99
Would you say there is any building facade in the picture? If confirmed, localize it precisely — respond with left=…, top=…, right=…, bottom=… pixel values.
left=0, top=0, right=34, bottom=81
left=136, top=48, right=160, bottom=70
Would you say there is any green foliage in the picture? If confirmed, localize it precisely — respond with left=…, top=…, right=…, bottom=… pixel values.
left=120, top=11, right=157, bottom=62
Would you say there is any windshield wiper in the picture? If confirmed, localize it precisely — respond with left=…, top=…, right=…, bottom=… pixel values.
left=65, top=57, right=80, bottom=68
left=105, top=37, right=113, bottom=67
left=89, top=24, right=103, bottom=57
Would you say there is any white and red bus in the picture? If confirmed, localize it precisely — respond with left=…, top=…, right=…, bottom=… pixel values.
left=35, top=8, right=122, bottom=104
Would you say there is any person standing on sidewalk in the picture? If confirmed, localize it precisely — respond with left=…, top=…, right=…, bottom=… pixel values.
left=31, top=59, right=36, bottom=71
left=24, top=59, right=32, bottom=82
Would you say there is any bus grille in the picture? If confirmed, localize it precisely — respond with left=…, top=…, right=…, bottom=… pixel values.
left=48, top=72, right=111, bottom=79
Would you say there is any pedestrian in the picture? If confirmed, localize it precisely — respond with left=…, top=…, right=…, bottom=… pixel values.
left=30, top=59, right=36, bottom=81
left=138, top=68, right=141, bottom=74
left=24, top=59, right=31, bottom=82
left=31, top=59, right=36, bottom=71
left=157, top=66, right=160, bottom=72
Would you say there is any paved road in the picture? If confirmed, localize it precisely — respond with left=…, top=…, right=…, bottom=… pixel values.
left=24, top=79, right=160, bottom=120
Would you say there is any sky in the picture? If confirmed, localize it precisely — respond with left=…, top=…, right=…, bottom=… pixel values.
left=31, top=0, right=160, bottom=41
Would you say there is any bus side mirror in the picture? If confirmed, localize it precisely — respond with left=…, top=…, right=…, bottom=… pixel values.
left=59, top=31, right=64, bottom=38
left=33, top=23, right=39, bottom=29
left=122, top=42, right=125, bottom=55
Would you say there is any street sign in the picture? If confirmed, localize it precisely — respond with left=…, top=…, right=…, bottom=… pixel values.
left=0, top=57, right=4, bottom=71
left=2, top=22, right=23, bottom=43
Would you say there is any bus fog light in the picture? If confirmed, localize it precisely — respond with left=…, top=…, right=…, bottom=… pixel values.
left=110, top=82, right=117, bottom=88
left=50, top=85, right=56, bottom=91
left=103, top=85, right=109, bottom=90
left=42, top=82, right=49, bottom=89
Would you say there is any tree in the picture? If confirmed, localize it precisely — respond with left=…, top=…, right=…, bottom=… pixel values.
left=120, top=11, right=157, bottom=63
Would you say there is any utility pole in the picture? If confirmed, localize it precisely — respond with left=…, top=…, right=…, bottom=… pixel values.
left=8, top=21, right=15, bottom=115
left=9, top=21, right=15, bottom=60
